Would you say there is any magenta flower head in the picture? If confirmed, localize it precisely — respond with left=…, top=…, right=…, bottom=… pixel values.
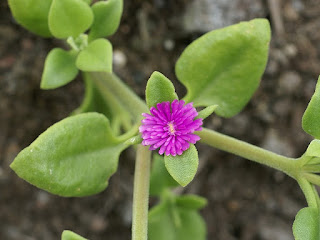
left=139, top=100, right=203, bottom=156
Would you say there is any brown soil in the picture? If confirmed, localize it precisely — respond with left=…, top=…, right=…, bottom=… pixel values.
left=1, top=0, right=320, bottom=239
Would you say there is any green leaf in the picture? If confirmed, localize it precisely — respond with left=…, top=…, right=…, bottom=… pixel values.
left=8, top=0, right=53, bottom=37
left=41, top=48, right=78, bottom=89
left=302, top=140, right=320, bottom=166
left=76, top=39, right=112, bottom=72
left=146, top=71, right=178, bottom=109
left=89, top=0, right=123, bottom=41
left=305, top=140, right=320, bottom=157
left=164, top=145, right=199, bottom=187
left=49, top=0, right=93, bottom=39
left=175, top=19, right=271, bottom=118
left=61, top=230, right=87, bottom=240
left=150, top=154, right=179, bottom=196
left=11, top=113, right=127, bottom=197
left=149, top=201, right=206, bottom=240
left=196, top=105, right=218, bottom=120
left=293, top=207, right=319, bottom=240
left=175, top=195, right=207, bottom=210
left=302, top=76, right=320, bottom=139
left=82, top=0, right=92, bottom=4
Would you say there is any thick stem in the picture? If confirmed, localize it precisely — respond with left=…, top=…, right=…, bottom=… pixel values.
left=132, top=145, right=151, bottom=240
left=89, top=72, right=148, bottom=119
left=198, top=128, right=299, bottom=178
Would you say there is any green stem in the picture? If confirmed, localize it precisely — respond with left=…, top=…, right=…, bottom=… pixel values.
left=198, top=128, right=299, bottom=178
left=312, top=185, right=320, bottom=208
left=303, top=172, right=320, bottom=187
left=302, top=164, right=320, bottom=173
left=77, top=72, right=132, bottom=134
left=89, top=72, right=148, bottom=119
left=132, top=145, right=151, bottom=240
left=297, top=177, right=318, bottom=208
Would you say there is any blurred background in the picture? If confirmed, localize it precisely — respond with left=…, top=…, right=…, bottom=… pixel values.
left=1, top=0, right=320, bottom=239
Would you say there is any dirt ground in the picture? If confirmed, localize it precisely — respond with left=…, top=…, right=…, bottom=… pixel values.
left=1, top=0, right=320, bottom=239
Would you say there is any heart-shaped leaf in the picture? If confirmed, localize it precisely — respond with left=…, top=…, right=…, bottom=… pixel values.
left=49, top=0, right=93, bottom=39
left=146, top=71, right=178, bottom=109
left=150, top=154, right=179, bottom=196
left=164, top=144, right=199, bottom=187
left=149, top=200, right=206, bottom=240
left=11, top=113, right=127, bottom=197
left=293, top=207, right=319, bottom=240
left=89, top=0, right=123, bottom=41
left=62, top=230, right=87, bottom=240
left=175, top=195, right=207, bottom=210
left=76, top=39, right=112, bottom=72
left=302, top=76, right=320, bottom=139
left=8, top=0, right=53, bottom=37
left=175, top=19, right=271, bottom=118
left=41, top=48, right=78, bottom=89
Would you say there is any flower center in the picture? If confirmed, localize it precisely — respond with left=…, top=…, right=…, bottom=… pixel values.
left=167, top=122, right=176, bottom=135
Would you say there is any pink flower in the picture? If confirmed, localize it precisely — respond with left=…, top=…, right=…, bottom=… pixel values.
left=139, top=100, right=203, bottom=156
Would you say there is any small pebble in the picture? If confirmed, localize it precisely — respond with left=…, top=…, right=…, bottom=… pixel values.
left=278, top=71, right=301, bottom=94
left=113, top=50, right=127, bottom=68
left=36, top=191, right=50, bottom=209
left=163, top=39, right=175, bottom=51
left=90, top=215, right=108, bottom=232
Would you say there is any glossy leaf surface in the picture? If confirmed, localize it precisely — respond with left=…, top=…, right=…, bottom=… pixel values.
left=89, top=0, right=123, bottom=41
left=61, top=230, right=87, bottom=240
left=41, top=48, right=78, bottom=89
left=293, top=207, right=319, bottom=240
left=49, top=0, right=93, bottom=39
left=146, top=71, right=178, bottom=109
left=76, top=39, right=112, bottom=72
left=11, top=113, right=126, bottom=197
left=302, top=76, right=320, bottom=139
left=150, top=154, right=179, bottom=196
left=8, top=0, right=53, bottom=37
left=164, top=145, right=198, bottom=187
left=175, top=19, right=270, bottom=118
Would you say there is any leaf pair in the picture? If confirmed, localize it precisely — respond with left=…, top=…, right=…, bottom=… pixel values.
left=149, top=192, right=207, bottom=240
left=41, top=39, right=112, bottom=89
left=9, top=0, right=123, bottom=40
left=10, top=113, right=131, bottom=197
left=146, top=72, right=211, bottom=187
